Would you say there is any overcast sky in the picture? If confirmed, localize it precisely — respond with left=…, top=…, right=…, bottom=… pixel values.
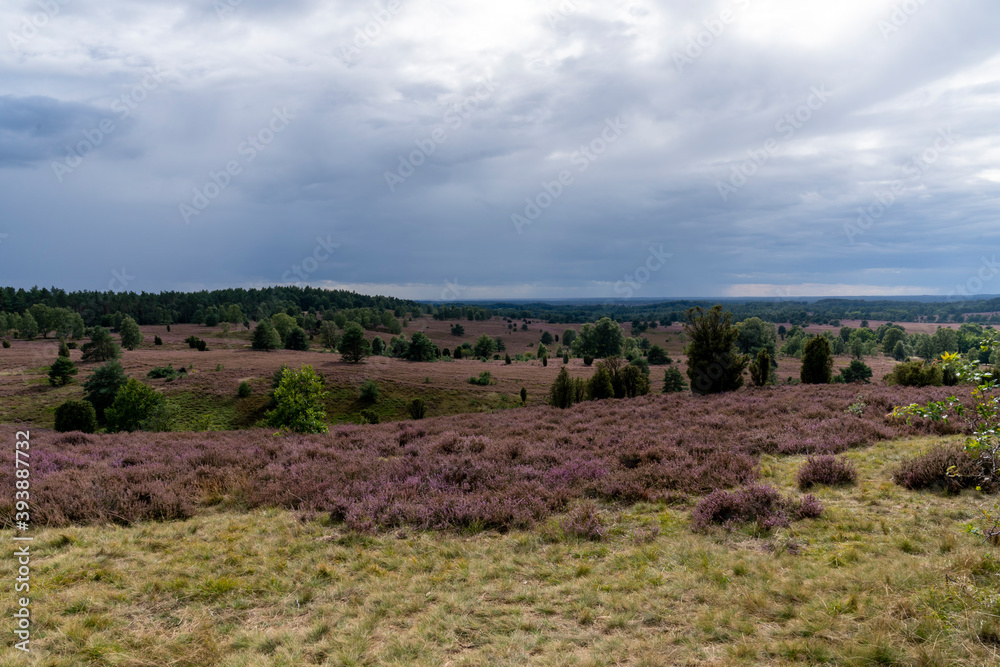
left=2, top=0, right=999, bottom=300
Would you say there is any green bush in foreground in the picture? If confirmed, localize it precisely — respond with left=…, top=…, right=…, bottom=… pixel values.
left=266, top=365, right=329, bottom=433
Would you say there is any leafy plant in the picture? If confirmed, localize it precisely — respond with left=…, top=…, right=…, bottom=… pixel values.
left=266, top=365, right=329, bottom=434
left=845, top=394, right=867, bottom=417
left=358, top=379, right=381, bottom=402
left=54, top=400, right=97, bottom=433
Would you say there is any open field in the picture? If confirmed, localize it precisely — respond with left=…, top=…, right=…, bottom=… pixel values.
left=2, top=432, right=998, bottom=666
left=0, top=317, right=911, bottom=429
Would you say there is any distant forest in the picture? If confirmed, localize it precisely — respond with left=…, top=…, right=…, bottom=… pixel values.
left=1, top=285, right=999, bottom=327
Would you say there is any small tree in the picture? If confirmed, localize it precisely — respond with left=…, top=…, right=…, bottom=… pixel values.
left=617, top=365, right=651, bottom=398
left=285, top=327, right=310, bottom=351
left=749, top=349, right=771, bottom=387
left=892, top=340, right=907, bottom=361
left=684, top=306, right=748, bottom=395
left=319, top=321, right=341, bottom=351
left=505, top=353, right=512, bottom=365
left=540, top=331, right=554, bottom=345
left=839, top=359, right=873, bottom=384
left=407, top=332, right=437, bottom=362
left=105, top=378, right=169, bottom=433
left=83, top=360, right=128, bottom=422
left=266, top=365, right=329, bottom=433
left=587, top=365, right=614, bottom=400
left=54, top=400, right=97, bottom=433
left=81, top=327, right=120, bottom=362
left=473, top=333, right=496, bottom=359
left=549, top=367, right=575, bottom=408
left=647, top=345, right=670, bottom=365
left=251, top=320, right=282, bottom=351
left=800, top=337, right=833, bottom=384
left=450, top=323, right=465, bottom=336
left=154, top=335, right=163, bottom=346
left=358, top=379, right=380, bottom=403
left=520, top=387, right=527, bottom=404
left=339, top=323, right=371, bottom=363
left=237, top=381, right=252, bottom=398
left=663, top=367, right=687, bottom=393
left=58, top=338, right=71, bottom=358
left=48, top=357, right=78, bottom=386
left=119, top=316, right=143, bottom=350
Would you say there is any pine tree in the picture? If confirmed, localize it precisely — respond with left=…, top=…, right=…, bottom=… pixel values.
left=800, top=336, right=833, bottom=384
left=683, top=306, right=748, bottom=395
left=549, top=367, right=575, bottom=408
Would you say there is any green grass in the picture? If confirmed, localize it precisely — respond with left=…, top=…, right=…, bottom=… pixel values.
left=3, top=436, right=998, bottom=665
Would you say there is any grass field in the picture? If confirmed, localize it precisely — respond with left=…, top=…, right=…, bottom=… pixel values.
left=2, top=434, right=998, bottom=665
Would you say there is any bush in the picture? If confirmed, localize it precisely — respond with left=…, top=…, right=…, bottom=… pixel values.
left=251, top=320, right=281, bottom=351
left=797, top=456, right=857, bottom=490
left=749, top=349, right=771, bottom=387
left=583, top=355, right=593, bottom=366
left=58, top=338, right=70, bottom=358
left=887, top=361, right=943, bottom=387
left=542, top=355, right=548, bottom=367
left=505, top=353, right=512, bottom=365
left=339, top=322, right=371, bottom=363
left=800, top=337, right=833, bottom=384
left=83, top=360, right=127, bottom=422
left=48, top=357, right=78, bottom=386
left=146, top=365, right=184, bottom=381
left=468, top=371, right=494, bottom=386
left=154, top=335, right=163, bottom=346
left=691, top=484, right=823, bottom=532
left=185, top=335, right=208, bottom=351
left=105, top=378, right=169, bottom=433
left=839, top=359, right=873, bottom=384
left=284, top=326, right=310, bottom=351
left=892, top=444, right=996, bottom=494
left=360, top=408, right=380, bottom=424
left=1, top=339, right=9, bottom=348
left=663, top=367, right=687, bottom=393
left=520, top=387, right=527, bottom=404
left=549, top=367, right=575, bottom=409
left=237, top=381, right=252, bottom=398
left=684, top=306, right=748, bottom=394
left=560, top=502, right=606, bottom=540
left=119, top=316, right=143, bottom=350
left=647, top=345, right=670, bottom=365
left=408, top=398, right=427, bottom=420
left=266, top=365, right=329, bottom=433
left=358, top=379, right=381, bottom=402
left=54, top=400, right=97, bottom=433
left=81, top=327, right=120, bottom=362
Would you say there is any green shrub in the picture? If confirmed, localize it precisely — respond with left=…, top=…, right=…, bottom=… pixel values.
left=154, top=335, right=163, bottom=346
left=520, top=388, right=527, bottom=404
left=663, top=367, right=687, bottom=393
left=146, top=365, right=184, bottom=381
left=105, top=378, right=170, bottom=433
left=549, top=367, right=575, bottom=408
left=81, top=327, right=120, bottom=362
left=887, top=360, right=943, bottom=387
left=408, top=398, right=427, bottom=420
left=251, top=320, right=281, bottom=351
left=839, top=359, right=873, bottom=384
left=54, top=400, right=97, bottom=433
left=800, top=336, right=833, bottom=384
left=48, top=357, right=78, bottom=386
left=360, top=408, right=380, bottom=424
left=119, top=316, right=143, bottom=350
left=237, top=381, right=252, bottom=398
left=1, top=339, right=9, bottom=349
left=647, top=345, right=670, bottom=365
left=468, top=371, right=494, bottom=386
left=58, top=338, right=70, bottom=358
left=358, top=379, right=381, bottom=402
left=265, top=365, right=329, bottom=433
left=83, top=360, right=128, bottom=422
left=505, top=353, right=511, bottom=364
left=583, top=355, right=594, bottom=366
left=284, top=326, right=310, bottom=351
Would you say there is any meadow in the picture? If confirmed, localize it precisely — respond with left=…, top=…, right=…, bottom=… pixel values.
left=0, top=316, right=997, bottom=665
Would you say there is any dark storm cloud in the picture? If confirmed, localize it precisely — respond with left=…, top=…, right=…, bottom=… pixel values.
left=1, top=0, right=999, bottom=298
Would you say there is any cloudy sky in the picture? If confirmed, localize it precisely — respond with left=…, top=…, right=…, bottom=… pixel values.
left=2, top=0, right=999, bottom=300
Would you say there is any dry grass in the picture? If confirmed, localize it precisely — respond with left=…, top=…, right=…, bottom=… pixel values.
left=2, top=435, right=998, bottom=666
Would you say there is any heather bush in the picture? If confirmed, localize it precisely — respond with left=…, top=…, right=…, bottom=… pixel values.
left=691, top=484, right=823, bottom=532
left=54, top=400, right=97, bottom=434
left=797, top=455, right=857, bottom=490
left=892, top=445, right=995, bottom=494
left=237, top=381, right=252, bottom=398
left=560, top=502, right=606, bottom=540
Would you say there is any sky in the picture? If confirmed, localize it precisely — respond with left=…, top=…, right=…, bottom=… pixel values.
left=1, top=0, right=999, bottom=301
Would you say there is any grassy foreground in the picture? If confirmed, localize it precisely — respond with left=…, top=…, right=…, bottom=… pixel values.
left=3, top=436, right=999, bottom=666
